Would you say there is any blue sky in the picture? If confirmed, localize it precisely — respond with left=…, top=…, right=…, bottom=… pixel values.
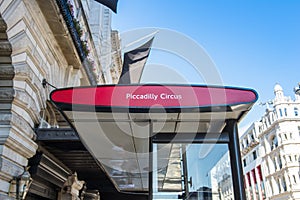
left=112, top=1, right=300, bottom=129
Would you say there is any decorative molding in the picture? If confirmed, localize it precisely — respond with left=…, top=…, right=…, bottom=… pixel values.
left=10, top=111, right=36, bottom=139
left=28, top=179, right=58, bottom=199
left=29, top=151, right=70, bottom=188
left=0, top=157, right=23, bottom=177
left=0, top=41, right=12, bottom=56
left=3, top=130, right=38, bottom=159
left=0, top=88, right=14, bottom=102
left=0, top=64, right=14, bottom=80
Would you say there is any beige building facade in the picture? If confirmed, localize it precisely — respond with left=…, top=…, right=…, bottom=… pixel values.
left=0, top=0, right=121, bottom=199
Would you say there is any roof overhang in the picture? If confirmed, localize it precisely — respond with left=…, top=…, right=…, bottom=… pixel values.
left=50, top=84, right=258, bottom=192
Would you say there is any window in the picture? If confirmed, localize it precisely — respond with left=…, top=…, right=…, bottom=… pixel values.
left=243, top=159, right=247, bottom=167
left=284, top=108, right=288, bottom=116
left=271, top=136, right=278, bottom=150
left=278, top=178, right=282, bottom=193
left=273, top=158, right=277, bottom=170
left=293, top=175, right=297, bottom=184
left=253, top=151, right=257, bottom=160
left=250, top=133, right=254, bottom=140
left=279, top=109, right=283, bottom=117
left=261, top=181, right=266, bottom=198
left=270, top=113, right=274, bottom=123
left=278, top=156, right=282, bottom=169
left=294, top=108, right=299, bottom=116
left=274, top=110, right=278, bottom=119
left=282, top=179, right=287, bottom=191
left=270, top=182, right=274, bottom=195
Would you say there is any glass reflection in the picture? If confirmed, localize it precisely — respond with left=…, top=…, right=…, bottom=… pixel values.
left=153, top=143, right=235, bottom=200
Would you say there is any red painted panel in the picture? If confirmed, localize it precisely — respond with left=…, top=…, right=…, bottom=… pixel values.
left=247, top=172, right=251, bottom=186
left=50, top=85, right=257, bottom=108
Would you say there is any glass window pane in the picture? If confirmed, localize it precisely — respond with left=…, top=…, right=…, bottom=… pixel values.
left=152, top=143, right=235, bottom=200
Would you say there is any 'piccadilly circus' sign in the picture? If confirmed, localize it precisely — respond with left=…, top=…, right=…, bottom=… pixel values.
left=50, top=84, right=258, bottom=112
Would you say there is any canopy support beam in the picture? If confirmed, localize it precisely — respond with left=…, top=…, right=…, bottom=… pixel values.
left=152, top=132, right=229, bottom=143
left=226, top=119, right=246, bottom=200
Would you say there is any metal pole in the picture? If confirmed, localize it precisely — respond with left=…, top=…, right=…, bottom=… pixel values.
left=16, top=178, right=20, bottom=200
left=148, top=121, right=153, bottom=200
left=227, top=119, right=246, bottom=200
left=182, top=144, right=189, bottom=200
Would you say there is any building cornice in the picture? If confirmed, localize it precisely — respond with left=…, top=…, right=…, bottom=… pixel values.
left=258, top=117, right=300, bottom=138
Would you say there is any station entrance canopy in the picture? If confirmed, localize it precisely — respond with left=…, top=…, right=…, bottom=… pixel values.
left=50, top=84, right=258, bottom=199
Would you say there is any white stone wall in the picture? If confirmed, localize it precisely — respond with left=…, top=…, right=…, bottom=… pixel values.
left=241, top=84, right=300, bottom=200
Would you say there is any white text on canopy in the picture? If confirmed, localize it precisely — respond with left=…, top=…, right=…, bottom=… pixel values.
left=126, top=93, right=182, bottom=101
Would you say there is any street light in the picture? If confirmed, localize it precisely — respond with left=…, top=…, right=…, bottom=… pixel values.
left=9, top=168, right=32, bottom=200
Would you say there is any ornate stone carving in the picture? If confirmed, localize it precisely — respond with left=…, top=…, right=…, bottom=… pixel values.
left=60, top=172, right=85, bottom=200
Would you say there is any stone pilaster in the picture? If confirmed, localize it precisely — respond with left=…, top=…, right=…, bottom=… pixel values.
left=0, top=14, right=14, bottom=111
left=0, top=12, right=37, bottom=197
left=0, top=13, right=16, bottom=196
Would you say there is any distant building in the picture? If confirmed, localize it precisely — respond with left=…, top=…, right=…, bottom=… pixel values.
left=81, top=0, right=121, bottom=84
left=240, top=83, right=300, bottom=200
left=185, top=186, right=213, bottom=200
left=110, top=30, right=122, bottom=84
left=210, top=152, right=234, bottom=200
left=240, top=122, right=265, bottom=199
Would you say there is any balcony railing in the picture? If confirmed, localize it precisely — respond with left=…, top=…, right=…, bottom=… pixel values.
left=56, top=0, right=98, bottom=85
left=56, top=0, right=87, bottom=61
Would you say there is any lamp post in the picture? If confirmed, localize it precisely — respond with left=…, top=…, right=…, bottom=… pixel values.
left=12, top=169, right=32, bottom=200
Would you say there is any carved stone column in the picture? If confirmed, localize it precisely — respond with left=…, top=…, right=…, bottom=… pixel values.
left=59, top=173, right=85, bottom=200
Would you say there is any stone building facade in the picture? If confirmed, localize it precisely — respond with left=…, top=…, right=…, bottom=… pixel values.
left=240, top=122, right=265, bottom=200
left=240, top=83, right=300, bottom=200
left=110, top=30, right=122, bottom=84
left=210, top=152, right=234, bottom=200
left=0, top=0, right=121, bottom=199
